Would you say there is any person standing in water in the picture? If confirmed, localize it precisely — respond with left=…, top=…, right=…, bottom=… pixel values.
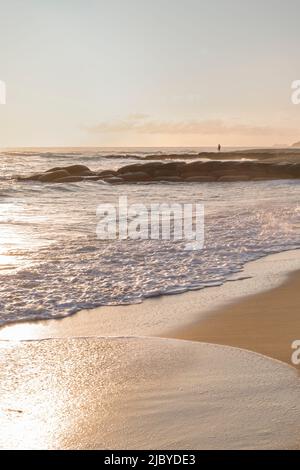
left=218, top=144, right=221, bottom=152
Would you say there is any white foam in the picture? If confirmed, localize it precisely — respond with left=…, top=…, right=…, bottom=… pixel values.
left=1, top=249, right=299, bottom=341
left=0, top=177, right=299, bottom=324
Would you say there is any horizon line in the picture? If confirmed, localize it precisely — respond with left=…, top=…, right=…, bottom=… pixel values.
left=0, top=145, right=286, bottom=150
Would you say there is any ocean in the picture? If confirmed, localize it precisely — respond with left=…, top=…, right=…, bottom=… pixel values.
left=0, top=147, right=299, bottom=325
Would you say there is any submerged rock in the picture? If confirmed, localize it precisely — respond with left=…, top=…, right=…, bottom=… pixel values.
left=39, top=170, right=70, bottom=182
left=121, top=171, right=151, bottom=182
left=153, top=176, right=182, bottom=182
left=103, top=176, right=124, bottom=184
left=45, top=164, right=91, bottom=176
left=185, top=176, right=215, bottom=182
left=97, top=170, right=118, bottom=177
left=18, top=161, right=300, bottom=184
left=218, top=175, right=250, bottom=182
left=117, top=163, right=145, bottom=174
left=55, top=176, right=84, bottom=183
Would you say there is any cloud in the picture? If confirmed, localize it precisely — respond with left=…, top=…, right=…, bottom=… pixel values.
left=86, top=117, right=295, bottom=137
left=126, top=113, right=150, bottom=121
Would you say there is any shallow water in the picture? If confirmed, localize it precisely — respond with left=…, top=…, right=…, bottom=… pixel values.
left=0, top=148, right=299, bottom=324
left=1, top=337, right=300, bottom=449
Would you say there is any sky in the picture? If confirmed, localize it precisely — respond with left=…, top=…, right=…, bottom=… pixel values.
left=0, top=0, right=300, bottom=148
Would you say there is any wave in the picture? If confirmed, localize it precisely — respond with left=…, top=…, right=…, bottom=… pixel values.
left=0, top=173, right=298, bottom=326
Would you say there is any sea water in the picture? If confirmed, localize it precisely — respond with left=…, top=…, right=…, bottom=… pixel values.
left=0, top=148, right=299, bottom=324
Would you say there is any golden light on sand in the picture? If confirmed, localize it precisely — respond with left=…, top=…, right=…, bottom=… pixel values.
left=0, top=322, right=43, bottom=341
left=1, top=352, right=70, bottom=450
left=1, top=337, right=300, bottom=450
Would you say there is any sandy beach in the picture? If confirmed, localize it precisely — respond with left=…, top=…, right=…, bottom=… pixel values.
left=1, top=337, right=300, bottom=450
left=0, top=249, right=299, bottom=449
left=2, top=0, right=300, bottom=453
left=171, top=269, right=300, bottom=364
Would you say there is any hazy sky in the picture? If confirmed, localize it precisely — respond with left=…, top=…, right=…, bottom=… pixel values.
left=0, top=0, right=300, bottom=147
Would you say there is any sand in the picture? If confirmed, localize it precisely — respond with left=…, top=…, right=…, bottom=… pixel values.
left=0, top=249, right=299, bottom=449
left=169, top=270, right=300, bottom=365
left=1, top=337, right=300, bottom=450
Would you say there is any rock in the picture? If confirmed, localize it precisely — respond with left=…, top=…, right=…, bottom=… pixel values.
left=45, top=167, right=65, bottom=173
left=141, top=162, right=166, bottom=175
left=38, top=170, right=70, bottom=182
left=84, top=175, right=104, bottom=181
left=117, top=163, right=145, bottom=174
left=117, top=162, right=164, bottom=176
left=218, top=175, right=250, bottom=182
left=104, top=176, right=124, bottom=184
left=45, top=165, right=91, bottom=176
left=185, top=176, right=216, bottom=182
left=290, top=163, right=300, bottom=177
left=18, top=160, right=300, bottom=184
left=179, top=161, right=210, bottom=176
left=153, top=176, right=182, bottom=182
left=18, top=173, right=42, bottom=181
left=54, top=176, right=84, bottom=183
left=253, top=177, right=269, bottom=181
left=153, top=162, right=183, bottom=177
left=121, top=172, right=151, bottom=182
left=97, top=170, right=118, bottom=177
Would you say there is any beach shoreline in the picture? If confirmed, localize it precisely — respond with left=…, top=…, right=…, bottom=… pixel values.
left=1, top=249, right=299, bottom=357
left=169, top=268, right=300, bottom=365
left=1, top=249, right=300, bottom=449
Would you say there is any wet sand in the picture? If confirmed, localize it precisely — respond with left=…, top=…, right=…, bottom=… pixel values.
left=0, top=250, right=299, bottom=449
left=169, top=269, right=300, bottom=365
left=1, top=337, right=300, bottom=450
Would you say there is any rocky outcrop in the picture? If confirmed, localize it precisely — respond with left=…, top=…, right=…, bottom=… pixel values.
left=185, top=176, right=215, bottom=182
left=18, top=160, right=300, bottom=184
left=39, top=170, right=70, bottom=182
left=96, top=170, right=118, bottom=178
left=45, top=164, right=93, bottom=175
left=55, top=176, right=85, bottom=183
left=104, top=176, right=124, bottom=184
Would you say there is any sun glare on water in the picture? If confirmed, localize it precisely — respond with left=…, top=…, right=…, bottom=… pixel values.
left=0, top=202, right=36, bottom=273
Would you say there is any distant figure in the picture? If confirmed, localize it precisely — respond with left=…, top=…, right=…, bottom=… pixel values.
left=218, top=144, right=221, bottom=152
